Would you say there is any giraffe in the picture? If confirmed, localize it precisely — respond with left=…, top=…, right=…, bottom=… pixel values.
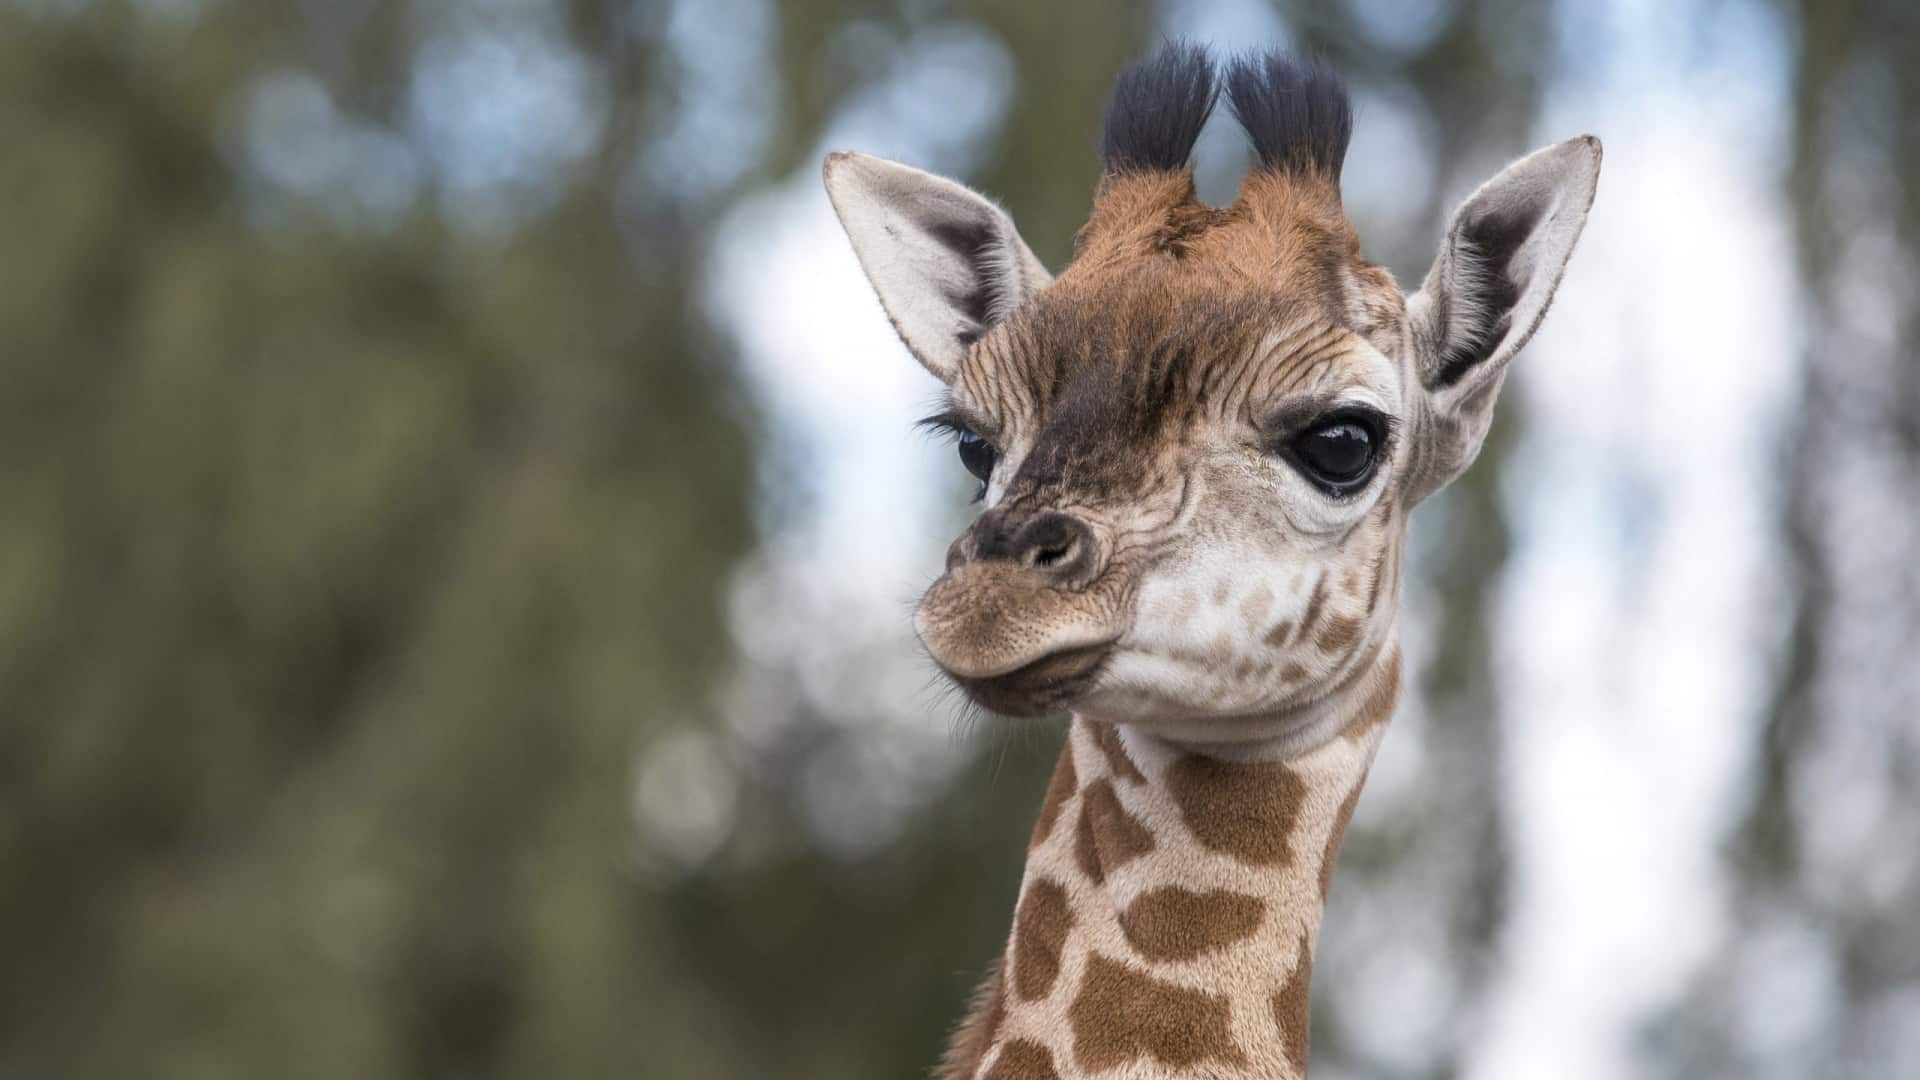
left=823, top=43, right=1600, bottom=1079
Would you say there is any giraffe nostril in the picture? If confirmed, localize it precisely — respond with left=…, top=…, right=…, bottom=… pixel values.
left=963, top=510, right=1099, bottom=582
left=1010, top=512, right=1095, bottom=580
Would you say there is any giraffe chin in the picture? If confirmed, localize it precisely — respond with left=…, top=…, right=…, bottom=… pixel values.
left=943, top=643, right=1113, bottom=718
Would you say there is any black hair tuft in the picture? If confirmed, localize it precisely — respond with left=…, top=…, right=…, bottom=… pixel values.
left=1224, top=52, right=1353, bottom=181
left=1099, top=39, right=1220, bottom=173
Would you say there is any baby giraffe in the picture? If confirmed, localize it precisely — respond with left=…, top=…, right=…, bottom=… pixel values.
left=824, top=44, right=1599, bottom=1080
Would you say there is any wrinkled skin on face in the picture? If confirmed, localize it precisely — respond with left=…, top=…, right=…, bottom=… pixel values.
left=917, top=259, right=1412, bottom=732
left=825, top=127, right=1600, bottom=739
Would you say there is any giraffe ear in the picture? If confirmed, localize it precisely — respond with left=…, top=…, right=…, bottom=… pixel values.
left=1405, top=136, right=1602, bottom=499
left=823, top=152, right=1051, bottom=384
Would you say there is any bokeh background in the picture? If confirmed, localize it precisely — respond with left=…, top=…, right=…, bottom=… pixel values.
left=4, top=0, right=1917, bottom=1077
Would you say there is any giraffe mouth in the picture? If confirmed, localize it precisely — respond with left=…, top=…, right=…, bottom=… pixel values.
left=945, top=642, right=1113, bottom=718
left=914, top=563, right=1127, bottom=675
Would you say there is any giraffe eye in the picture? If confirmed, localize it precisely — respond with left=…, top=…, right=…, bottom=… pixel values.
left=957, top=430, right=999, bottom=488
left=1288, top=409, right=1385, bottom=495
left=917, top=409, right=1000, bottom=501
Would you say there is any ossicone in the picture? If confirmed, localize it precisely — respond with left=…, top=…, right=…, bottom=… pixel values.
left=1224, top=51, right=1353, bottom=183
left=1099, top=39, right=1220, bottom=174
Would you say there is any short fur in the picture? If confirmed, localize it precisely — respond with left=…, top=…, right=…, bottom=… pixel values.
left=824, top=41, right=1602, bottom=1080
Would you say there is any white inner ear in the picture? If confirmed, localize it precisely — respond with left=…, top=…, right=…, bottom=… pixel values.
left=823, top=152, right=1051, bottom=383
left=1412, top=135, right=1602, bottom=399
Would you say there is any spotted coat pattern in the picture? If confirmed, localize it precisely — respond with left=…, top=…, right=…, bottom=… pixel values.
left=941, top=649, right=1400, bottom=1080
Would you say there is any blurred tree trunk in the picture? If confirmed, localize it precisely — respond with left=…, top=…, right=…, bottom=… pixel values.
left=0, top=3, right=758, bottom=1076
left=1653, top=1, right=1920, bottom=1076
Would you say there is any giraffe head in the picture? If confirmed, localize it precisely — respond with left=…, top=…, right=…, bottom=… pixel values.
left=825, top=44, right=1600, bottom=735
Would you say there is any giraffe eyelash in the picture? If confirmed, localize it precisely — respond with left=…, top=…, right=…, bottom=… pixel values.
left=916, top=409, right=976, bottom=441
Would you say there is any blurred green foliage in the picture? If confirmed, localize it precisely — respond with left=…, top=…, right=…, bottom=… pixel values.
left=0, top=3, right=759, bottom=1075
left=3, top=1, right=1915, bottom=1078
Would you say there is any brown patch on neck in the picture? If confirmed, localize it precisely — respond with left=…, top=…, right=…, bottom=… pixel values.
left=982, top=1039, right=1061, bottom=1080
left=1269, top=932, right=1314, bottom=1075
left=1070, top=953, right=1247, bottom=1072
left=1011, top=878, right=1072, bottom=1002
left=1088, top=722, right=1146, bottom=785
left=1073, top=778, right=1155, bottom=883
left=936, top=961, right=1006, bottom=1080
left=1118, top=886, right=1265, bottom=962
left=1030, top=743, right=1078, bottom=849
left=1165, top=755, right=1308, bottom=866
left=1319, top=781, right=1365, bottom=902
left=1338, top=647, right=1401, bottom=741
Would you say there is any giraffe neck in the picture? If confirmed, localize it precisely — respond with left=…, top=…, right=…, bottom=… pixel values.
left=942, top=646, right=1401, bottom=1080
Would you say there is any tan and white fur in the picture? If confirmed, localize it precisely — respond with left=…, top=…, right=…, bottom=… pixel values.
left=823, top=44, right=1600, bottom=1080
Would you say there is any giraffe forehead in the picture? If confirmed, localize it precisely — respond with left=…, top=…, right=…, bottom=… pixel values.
left=962, top=273, right=1388, bottom=426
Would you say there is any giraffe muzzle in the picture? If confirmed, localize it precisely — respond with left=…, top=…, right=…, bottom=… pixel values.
left=913, top=526, right=1129, bottom=716
left=943, top=642, right=1112, bottom=718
